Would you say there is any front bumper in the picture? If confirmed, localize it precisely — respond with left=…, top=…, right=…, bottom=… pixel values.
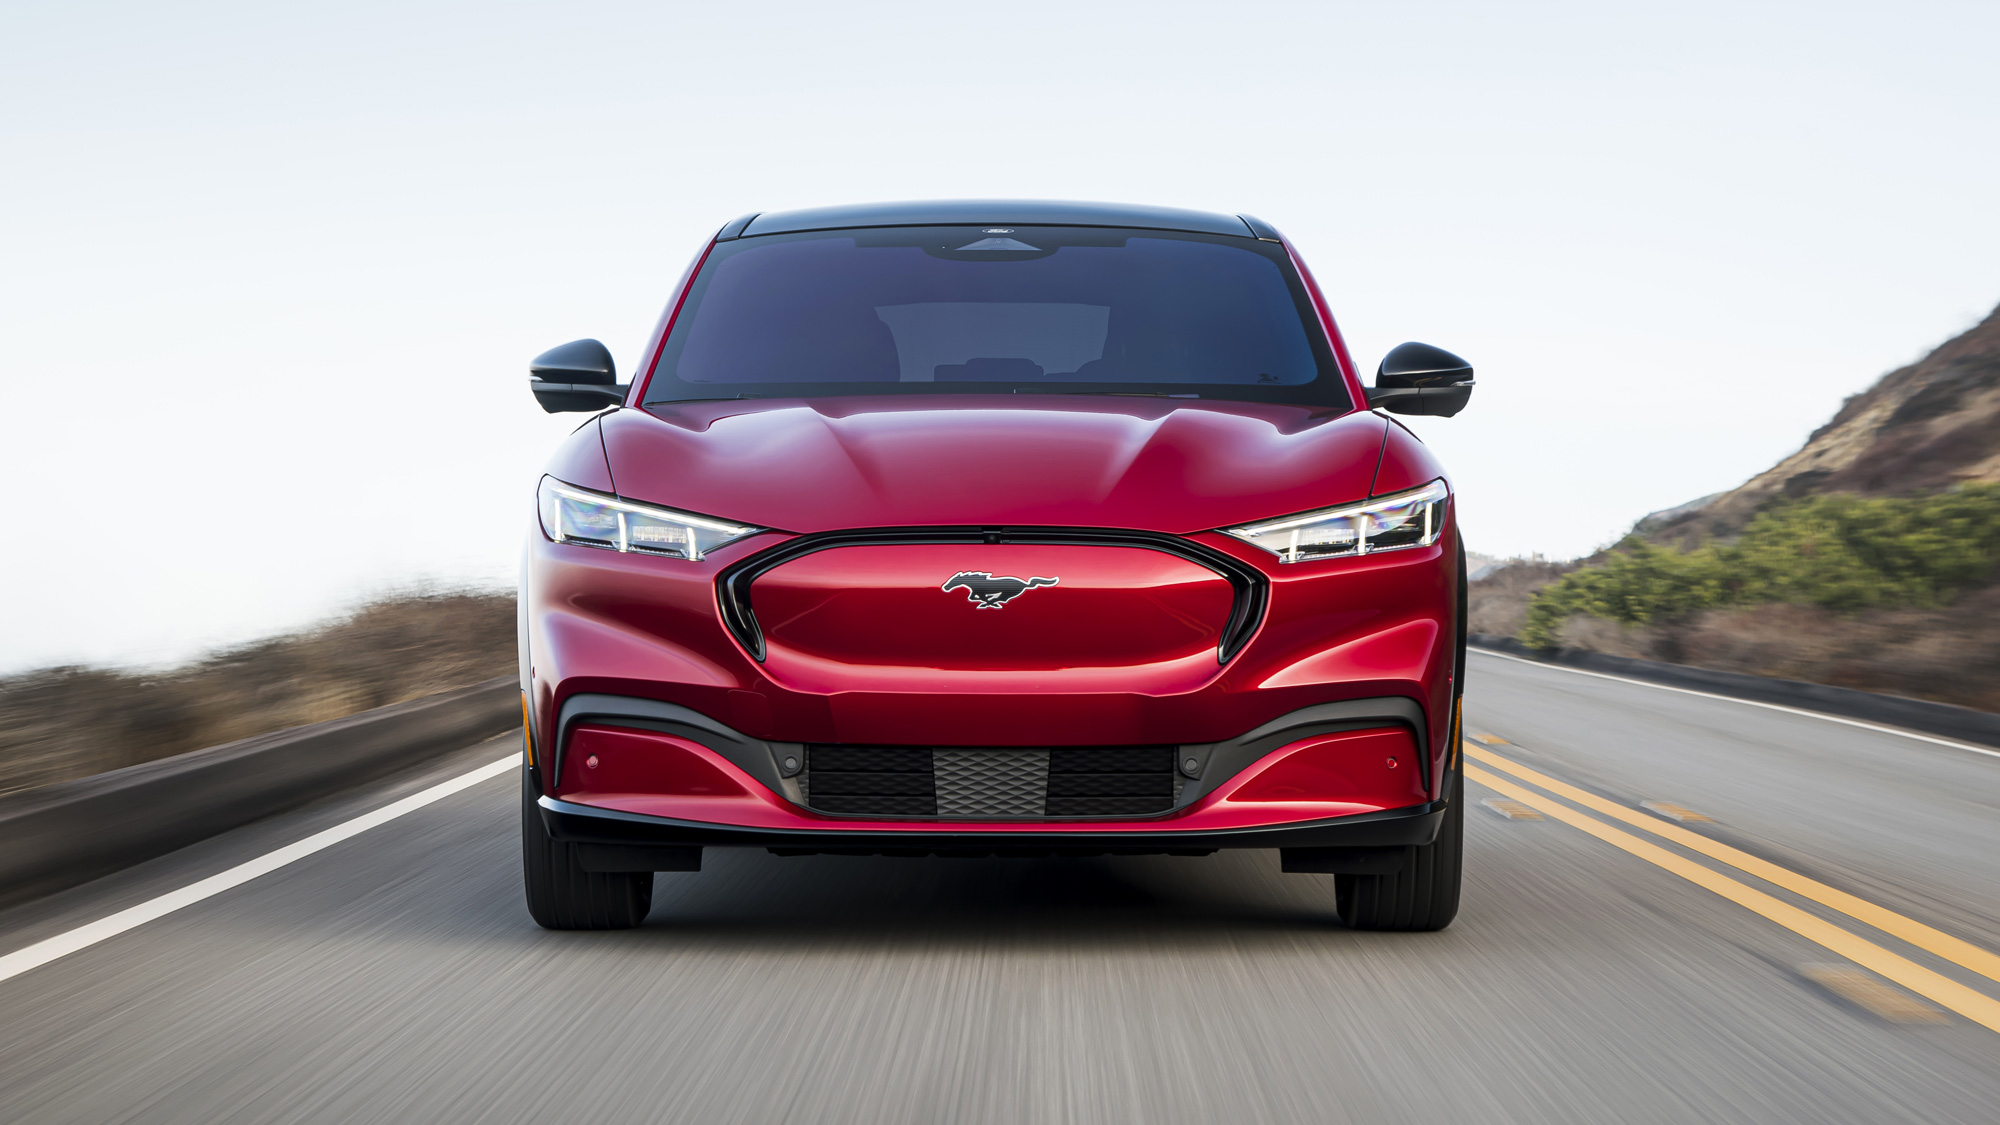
left=533, top=692, right=1442, bottom=856
left=526, top=524, right=1458, bottom=757
left=540, top=792, right=1445, bottom=857
left=524, top=516, right=1462, bottom=806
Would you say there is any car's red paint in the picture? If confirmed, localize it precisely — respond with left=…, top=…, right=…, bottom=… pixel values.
left=1214, top=727, right=1427, bottom=811
left=541, top=416, right=616, bottom=493
left=556, top=723, right=1431, bottom=831
left=524, top=518, right=1452, bottom=750
left=560, top=724, right=752, bottom=800
left=754, top=543, right=1232, bottom=683
left=1371, top=416, right=1450, bottom=497
left=599, top=397, right=1391, bottom=536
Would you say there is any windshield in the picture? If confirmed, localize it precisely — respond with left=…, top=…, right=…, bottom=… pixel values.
left=642, top=226, right=1348, bottom=408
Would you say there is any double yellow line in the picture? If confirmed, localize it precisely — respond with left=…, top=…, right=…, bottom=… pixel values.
left=1464, top=741, right=2000, bottom=1035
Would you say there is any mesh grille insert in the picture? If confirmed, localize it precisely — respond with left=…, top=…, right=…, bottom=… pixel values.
left=802, top=745, right=1176, bottom=818
left=934, top=750, right=1048, bottom=816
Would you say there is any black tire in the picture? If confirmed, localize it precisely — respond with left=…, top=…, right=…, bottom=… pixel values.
left=1335, top=540, right=1469, bottom=931
left=522, top=771, right=652, bottom=930
left=1335, top=763, right=1462, bottom=931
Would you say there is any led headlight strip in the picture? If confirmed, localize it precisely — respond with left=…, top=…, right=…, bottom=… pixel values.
left=536, top=477, right=763, bottom=562
left=1223, top=479, right=1449, bottom=564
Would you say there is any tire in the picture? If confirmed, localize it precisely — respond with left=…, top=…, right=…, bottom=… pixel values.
left=1335, top=541, right=1469, bottom=931
left=521, top=770, right=653, bottom=930
left=1336, top=714, right=1464, bottom=932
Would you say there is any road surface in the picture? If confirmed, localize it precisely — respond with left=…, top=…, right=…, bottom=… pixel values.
left=1, top=649, right=1996, bottom=1123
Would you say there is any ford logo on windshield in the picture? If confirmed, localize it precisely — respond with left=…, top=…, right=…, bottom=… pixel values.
left=941, top=571, right=1059, bottom=609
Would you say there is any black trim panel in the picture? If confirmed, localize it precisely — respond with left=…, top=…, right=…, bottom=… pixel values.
left=543, top=692, right=1431, bottom=823
left=540, top=794, right=1445, bottom=854
left=1238, top=213, right=1283, bottom=242
left=715, top=526, right=1268, bottom=665
left=740, top=200, right=1257, bottom=239
left=715, top=212, right=759, bottom=241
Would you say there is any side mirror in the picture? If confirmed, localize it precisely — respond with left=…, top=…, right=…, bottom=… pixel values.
left=529, top=339, right=628, bottom=413
left=1366, top=342, right=1474, bottom=417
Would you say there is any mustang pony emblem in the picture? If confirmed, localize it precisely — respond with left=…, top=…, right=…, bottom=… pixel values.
left=941, top=571, right=1059, bottom=609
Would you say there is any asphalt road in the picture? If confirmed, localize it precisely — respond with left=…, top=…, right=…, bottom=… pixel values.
left=2, top=650, right=1997, bottom=1124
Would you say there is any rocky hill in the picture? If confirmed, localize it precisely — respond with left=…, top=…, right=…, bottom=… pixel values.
left=1472, top=300, right=2000, bottom=710
left=1648, top=302, right=2000, bottom=548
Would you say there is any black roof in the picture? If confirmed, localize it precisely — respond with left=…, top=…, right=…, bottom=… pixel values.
left=727, top=200, right=1277, bottom=240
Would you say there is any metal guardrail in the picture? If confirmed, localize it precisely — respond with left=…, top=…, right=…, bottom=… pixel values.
left=0, top=676, right=518, bottom=910
left=1470, top=635, right=2000, bottom=751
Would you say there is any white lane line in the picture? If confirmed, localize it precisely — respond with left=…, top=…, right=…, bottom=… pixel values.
left=1471, top=648, right=2000, bottom=762
left=0, top=754, right=520, bottom=986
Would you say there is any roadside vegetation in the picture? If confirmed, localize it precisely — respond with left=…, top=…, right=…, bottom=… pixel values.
left=0, top=591, right=514, bottom=797
left=1519, top=485, right=2000, bottom=649
left=1474, top=485, right=2000, bottom=711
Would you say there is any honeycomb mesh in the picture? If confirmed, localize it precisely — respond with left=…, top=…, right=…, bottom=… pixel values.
left=801, top=745, right=1178, bottom=818
left=933, top=750, right=1049, bottom=817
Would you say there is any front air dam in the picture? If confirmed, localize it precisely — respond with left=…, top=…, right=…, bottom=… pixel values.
left=538, top=718, right=1445, bottom=858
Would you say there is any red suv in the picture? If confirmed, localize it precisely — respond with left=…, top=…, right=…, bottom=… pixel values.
left=519, top=201, right=1474, bottom=931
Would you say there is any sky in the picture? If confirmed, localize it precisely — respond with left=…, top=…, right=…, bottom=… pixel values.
left=3, top=0, right=1998, bottom=672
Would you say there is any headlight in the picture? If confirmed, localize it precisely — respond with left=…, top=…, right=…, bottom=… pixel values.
left=1222, top=480, right=1449, bottom=563
left=536, top=477, right=763, bottom=561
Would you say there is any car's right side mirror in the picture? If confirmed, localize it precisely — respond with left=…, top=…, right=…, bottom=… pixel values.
left=529, top=339, right=629, bottom=413
left=1366, top=342, right=1474, bottom=417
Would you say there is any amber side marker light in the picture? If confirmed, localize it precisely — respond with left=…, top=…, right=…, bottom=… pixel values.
left=520, top=692, right=536, bottom=768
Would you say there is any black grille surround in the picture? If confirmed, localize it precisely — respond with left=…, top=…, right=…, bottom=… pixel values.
left=803, top=745, right=1181, bottom=819
left=715, top=526, right=1268, bottom=665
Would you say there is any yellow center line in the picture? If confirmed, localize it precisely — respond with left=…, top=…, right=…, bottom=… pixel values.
left=1463, top=763, right=2000, bottom=1034
left=1466, top=742, right=2000, bottom=990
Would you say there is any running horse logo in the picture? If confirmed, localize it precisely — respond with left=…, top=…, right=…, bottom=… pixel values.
left=940, top=571, right=1060, bottom=609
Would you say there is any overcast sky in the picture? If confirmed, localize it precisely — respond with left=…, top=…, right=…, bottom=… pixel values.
left=4, top=0, right=1998, bottom=672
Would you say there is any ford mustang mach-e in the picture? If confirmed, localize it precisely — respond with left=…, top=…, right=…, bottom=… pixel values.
left=519, top=200, right=1475, bottom=931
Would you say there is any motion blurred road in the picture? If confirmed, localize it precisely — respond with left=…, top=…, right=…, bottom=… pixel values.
left=2, top=651, right=1996, bottom=1124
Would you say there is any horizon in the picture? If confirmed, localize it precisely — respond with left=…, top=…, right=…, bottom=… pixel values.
left=4, top=0, right=1998, bottom=672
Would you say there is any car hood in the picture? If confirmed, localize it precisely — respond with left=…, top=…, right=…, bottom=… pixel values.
left=599, top=396, right=1390, bottom=535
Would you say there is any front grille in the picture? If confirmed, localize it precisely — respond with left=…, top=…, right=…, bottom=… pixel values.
left=803, top=745, right=1177, bottom=818
left=1046, top=747, right=1176, bottom=816
left=806, top=745, right=936, bottom=815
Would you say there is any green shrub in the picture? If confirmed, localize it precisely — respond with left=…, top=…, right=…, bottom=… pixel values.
left=1520, top=485, right=2000, bottom=649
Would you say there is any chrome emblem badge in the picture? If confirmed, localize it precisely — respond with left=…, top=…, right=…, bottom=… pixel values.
left=941, top=571, right=1059, bottom=609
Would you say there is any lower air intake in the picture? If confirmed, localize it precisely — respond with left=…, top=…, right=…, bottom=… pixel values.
left=802, top=745, right=1176, bottom=818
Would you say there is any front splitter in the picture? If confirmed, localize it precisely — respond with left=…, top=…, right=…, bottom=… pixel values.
left=540, top=795, right=1445, bottom=855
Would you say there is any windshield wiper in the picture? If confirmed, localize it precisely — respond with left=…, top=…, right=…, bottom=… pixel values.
left=645, top=394, right=768, bottom=405
left=1050, top=390, right=1201, bottom=398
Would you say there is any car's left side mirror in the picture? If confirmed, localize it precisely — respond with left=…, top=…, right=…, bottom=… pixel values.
left=529, top=339, right=629, bottom=413
left=1366, top=342, right=1474, bottom=417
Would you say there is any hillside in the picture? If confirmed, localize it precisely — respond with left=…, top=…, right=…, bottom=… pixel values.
left=1474, top=300, right=2000, bottom=710
left=1648, top=302, right=2000, bottom=547
left=0, top=592, right=515, bottom=796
